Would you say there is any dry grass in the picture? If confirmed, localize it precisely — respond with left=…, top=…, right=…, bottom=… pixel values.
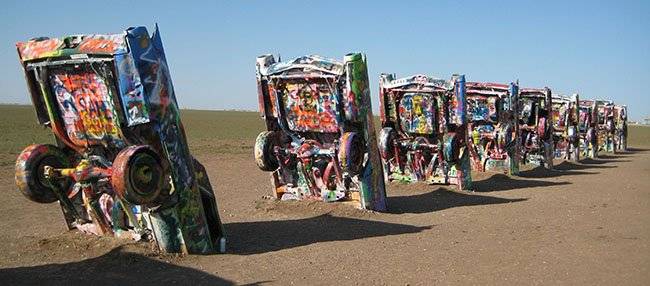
left=2, top=104, right=649, bottom=166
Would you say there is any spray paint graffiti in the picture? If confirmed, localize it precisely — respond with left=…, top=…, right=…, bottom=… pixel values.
left=281, top=82, right=340, bottom=133
left=254, top=54, right=387, bottom=211
left=551, top=94, right=580, bottom=161
left=578, top=99, right=598, bottom=158
left=14, top=26, right=224, bottom=254
left=49, top=71, right=121, bottom=146
left=613, top=105, right=628, bottom=151
left=465, top=82, right=520, bottom=175
left=595, top=100, right=616, bottom=153
left=518, top=88, right=554, bottom=168
left=378, top=73, right=472, bottom=191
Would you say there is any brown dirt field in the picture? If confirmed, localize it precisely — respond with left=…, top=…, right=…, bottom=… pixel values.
left=1, top=143, right=649, bottom=284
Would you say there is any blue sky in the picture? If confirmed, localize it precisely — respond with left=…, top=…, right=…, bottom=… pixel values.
left=1, top=0, right=648, bottom=120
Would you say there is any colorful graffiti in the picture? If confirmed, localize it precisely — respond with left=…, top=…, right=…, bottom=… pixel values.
left=613, top=105, right=628, bottom=151
left=115, top=54, right=150, bottom=126
left=518, top=88, right=554, bottom=168
left=378, top=73, right=472, bottom=191
left=578, top=100, right=598, bottom=158
left=281, top=82, right=340, bottom=133
left=551, top=94, right=580, bottom=161
left=465, top=82, right=520, bottom=175
left=17, top=34, right=127, bottom=62
left=595, top=100, right=616, bottom=153
left=49, top=70, right=121, bottom=146
left=398, top=93, right=435, bottom=134
left=15, top=26, right=224, bottom=255
left=254, top=54, right=387, bottom=211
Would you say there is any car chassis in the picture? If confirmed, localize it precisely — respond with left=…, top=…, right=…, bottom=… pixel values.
left=14, top=26, right=225, bottom=254
left=378, top=73, right=472, bottom=191
left=613, top=104, right=628, bottom=152
left=551, top=93, right=580, bottom=161
left=595, top=100, right=616, bottom=153
left=254, top=54, right=387, bottom=211
left=518, top=87, right=554, bottom=168
left=578, top=99, right=599, bottom=158
left=465, top=82, right=521, bottom=175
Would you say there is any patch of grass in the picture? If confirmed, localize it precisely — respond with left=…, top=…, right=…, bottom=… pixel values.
left=2, top=104, right=648, bottom=166
left=628, top=125, right=650, bottom=147
left=0, top=105, right=55, bottom=166
left=179, top=109, right=264, bottom=155
left=0, top=105, right=265, bottom=166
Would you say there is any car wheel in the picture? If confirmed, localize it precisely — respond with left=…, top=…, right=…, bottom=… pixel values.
left=112, top=145, right=164, bottom=205
left=339, top=132, right=365, bottom=176
left=254, top=131, right=280, bottom=171
left=15, top=144, right=71, bottom=203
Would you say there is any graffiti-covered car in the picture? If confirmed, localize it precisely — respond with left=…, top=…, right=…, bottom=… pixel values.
left=613, top=104, right=628, bottom=151
left=551, top=94, right=580, bottom=161
left=595, top=100, right=616, bottom=153
left=377, top=73, right=472, bottom=191
left=254, top=54, right=387, bottom=211
left=518, top=87, right=554, bottom=168
left=578, top=99, right=598, bottom=158
left=465, top=82, right=520, bottom=175
left=14, top=26, right=225, bottom=254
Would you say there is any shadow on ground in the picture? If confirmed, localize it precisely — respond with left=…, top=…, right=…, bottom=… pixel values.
left=596, top=154, right=631, bottom=160
left=226, top=214, right=431, bottom=255
left=472, top=173, right=571, bottom=192
left=624, top=147, right=648, bottom=153
left=0, top=246, right=254, bottom=286
left=518, top=165, right=596, bottom=178
left=387, top=188, right=527, bottom=214
left=553, top=161, right=615, bottom=171
left=581, top=158, right=630, bottom=165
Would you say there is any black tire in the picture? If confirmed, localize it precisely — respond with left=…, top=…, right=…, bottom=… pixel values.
left=378, top=127, right=397, bottom=160
left=254, top=131, right=279, bottom=171
left=111, top=145, right=164, bottom=205
left=339, top=132, right=365, bottom=176
left=15, top=144, right=70, bottom=203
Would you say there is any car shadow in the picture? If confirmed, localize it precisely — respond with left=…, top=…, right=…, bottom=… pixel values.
left=387, top=188, right=527, bottom=214
left=0, top=246, right=256, bottom=286
left=226, top=214, right=431, bottom=255
left=553, top=161, right=615, bottom=171
left=624, top=147, right=649, bottom=153
left=596, top=154, right=630, bottom=160
left=518, top=165, right=596, bottom=178
left=580, top=158, right=630, bottom=165
left=473, top=173, right=571, bottom=192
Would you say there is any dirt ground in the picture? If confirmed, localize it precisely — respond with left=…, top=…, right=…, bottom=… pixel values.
left=0, top=106, right=648, bottom=285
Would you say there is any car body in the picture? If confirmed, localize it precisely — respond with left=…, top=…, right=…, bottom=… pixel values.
left=551, top=94, right=580, bottom=161
left=14, top=26, right=225, bottom=254
left=613, top=104, right=628, bottom=151
left=518, top=87, right=554, bottom=168
left=595, top=100, right=616, bottom=153
left=465, top=82, right=520, bottom=175
left=378, top=73, right=472, bottom=191
left=578, top=99, right=598, bottom=158
left=254, top=54, right=387, bottom=211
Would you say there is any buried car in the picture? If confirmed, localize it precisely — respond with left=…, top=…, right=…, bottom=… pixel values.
left=551, top=93, right=580, bottom=161
left=613, top=104, right=628, bottom=152
left=595, top=100, right=616, bottom=153
left=465, top=81, right=520, bottom=175
left=14, top=26, right=225, bottom=254
left=578, top=99, right=599, bottom=158
left=377, top=73, right=472, bottom=191
left=254, top=54, right=387, bottom=211
left=518, top=87, right=554, bottom=168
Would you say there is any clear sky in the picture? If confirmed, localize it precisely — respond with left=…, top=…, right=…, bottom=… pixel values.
left=1, top=0, right=648, bottom=120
